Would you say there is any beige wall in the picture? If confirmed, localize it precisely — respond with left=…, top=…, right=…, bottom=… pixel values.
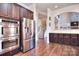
left=38, top=15, right=47, bottom=38
left=40, top=17, right=46, bottom=29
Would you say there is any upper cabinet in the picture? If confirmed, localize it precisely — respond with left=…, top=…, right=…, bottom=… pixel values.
left=20, top=7, right=27, bottom=18
left=27, top=10, right=33, bottom=19
left=20, top=7, right=33, bottom=19
left=30, top=11, right=33, bottom=19
left=0, top=3, right=33, bottom=20
left=20, top=7, right=24, bottom=18
left=0, top=3, right=8, bottom=17
left=23, top=8, right=27, bottom=18
left=27, top=10, right=31, bottom=19
left=12, top=4, right=20, bottom=20
left=0, top=3, right=12, bottom=19
left=7, top=4, right=12, bottom=18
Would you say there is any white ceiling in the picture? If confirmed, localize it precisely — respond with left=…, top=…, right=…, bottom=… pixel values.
left=37, top=3, right=77, bottom=14
left=23, top=3, right=33, bottom=6
left=24, top=3, right=78, bottom=17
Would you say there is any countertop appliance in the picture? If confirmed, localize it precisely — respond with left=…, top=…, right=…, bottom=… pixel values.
left=71, top=21, right=79, bottom=29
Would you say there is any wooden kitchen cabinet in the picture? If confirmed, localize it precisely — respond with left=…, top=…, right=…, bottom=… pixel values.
left=71, top=34, right=78, bottom=46
left=49, top=33, right=79, bottom=46
left=23, top=8, right=27, bottom=18
left=49, top=33, right=54, bottom=42
left=26, top=10, right=30, bottom=19
left=49, top=33, right=59, bottom=43
left=30, top=11, right=33, bottom=19
left=25, top=9, right=33, bottom=19
left=20, top=7, right=33, bottom=19
left=53, top=34, right=59, bottom=43
left=0, top=3, right=13, bottom=19
left=77, top=34, right=79, bottom=46
left=20, top=7, right=24, bottom=18
left=12, top=4, right=20, bottom=20
left=0, top=3, right=33, bottom=20
left=63, top=34, right=71, bottom=45
left=0, top=3, right=20, bottom=20
left=27, top=10, right=33, bottom=19
left=58, top=34, right=63, bottom=44
left=0, top=3, right=8, bottom=17
left=7, top=4, right=12, bottom=18
left=20, top=7, right=28, bottom=18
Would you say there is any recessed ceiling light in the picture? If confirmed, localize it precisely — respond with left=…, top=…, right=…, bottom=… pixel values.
left=54, top=5, right=58, bottom=8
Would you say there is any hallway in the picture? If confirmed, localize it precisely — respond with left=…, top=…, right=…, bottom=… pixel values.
left=14, top=39, right=79, bottom=56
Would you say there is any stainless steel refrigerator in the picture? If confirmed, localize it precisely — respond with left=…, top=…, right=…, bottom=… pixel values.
left=20, top=18, right=35, bottom=52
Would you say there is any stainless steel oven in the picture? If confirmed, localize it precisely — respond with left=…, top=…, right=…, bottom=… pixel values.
left=0, top=18, right=19, bottom=54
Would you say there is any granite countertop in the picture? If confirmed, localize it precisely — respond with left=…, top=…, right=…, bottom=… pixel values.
left=49, top=29, right=79, bottom=34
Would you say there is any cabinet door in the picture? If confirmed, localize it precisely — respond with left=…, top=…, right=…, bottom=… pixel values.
left=12, top=4, right=20, bottom=20
left=49, top=33, right=54, bottom=42
left=63, top=34, right=70, bottom=45
left=77, top=34, right=79, bottom=46
left=26, top=10, right=30, bottom=19
left=30, top=11, right=33, bottom=19
left=20, top=7, right=24, bottom=18
left=0, top=3, right=8, bottom=17
left=20, top=7, right=33, bottom=19
left=27, top=11, right=33, bottom=19
left=28, top=11, right=33, bottom=19
left=71, top=34, right=78, bottom=46
left=24, top=9, right=33, bottom=19
left=53, top=34, right=58, bottom=43
left=20, top=8, right=27, bottom=18
left=23, top=8, right=27, bottom=18
left=7, top=3, right=12, bottom=18
left=58, top=34, right=63, bottom=44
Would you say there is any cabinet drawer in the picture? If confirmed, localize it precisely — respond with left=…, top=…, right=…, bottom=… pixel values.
left=63, top=34, right=70, bottom=39
left=58, top=34, right=63, bottom=44
left=71, top=34, right=77, bottom=46
left=53, top=34, right=59, bottom=38
left=71, top=34, right=78, bottom=39
left=59, top=34, right=63, bottom=39
left=71, top=38, right=78, bottom=46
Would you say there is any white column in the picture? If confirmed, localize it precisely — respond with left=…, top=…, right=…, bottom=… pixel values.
left=46, top=8, right=55, bottom=44
left=46, top=8, right=51, bottom=44
left=33, top=4, right=39, bottom=42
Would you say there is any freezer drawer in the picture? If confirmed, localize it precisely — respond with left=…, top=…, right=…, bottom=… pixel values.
left=23, top=39, right=30, bottom=52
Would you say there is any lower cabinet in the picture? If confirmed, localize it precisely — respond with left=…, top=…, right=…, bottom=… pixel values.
left=63, top=34, right=71, bottom=45
left=58, top=34, right=63, bottom=44
left=49, top=33, right=79, bottom=46
left=77, top=34, right=79, bottom=46
left=49, top=33, right=54, bottom=42
left=71, top=34, right=78, bottom=46
left=53, top=34, right=59, bottom=43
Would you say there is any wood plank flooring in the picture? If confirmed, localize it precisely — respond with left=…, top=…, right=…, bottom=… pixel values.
left=14, top=39, right=79, bottom=56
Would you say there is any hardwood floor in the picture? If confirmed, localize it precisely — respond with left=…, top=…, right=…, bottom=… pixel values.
left=14, top=39, right=79, bottom=56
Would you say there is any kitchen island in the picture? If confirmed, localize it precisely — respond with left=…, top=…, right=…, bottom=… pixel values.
left=49, top=29, right=79, bottom=46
